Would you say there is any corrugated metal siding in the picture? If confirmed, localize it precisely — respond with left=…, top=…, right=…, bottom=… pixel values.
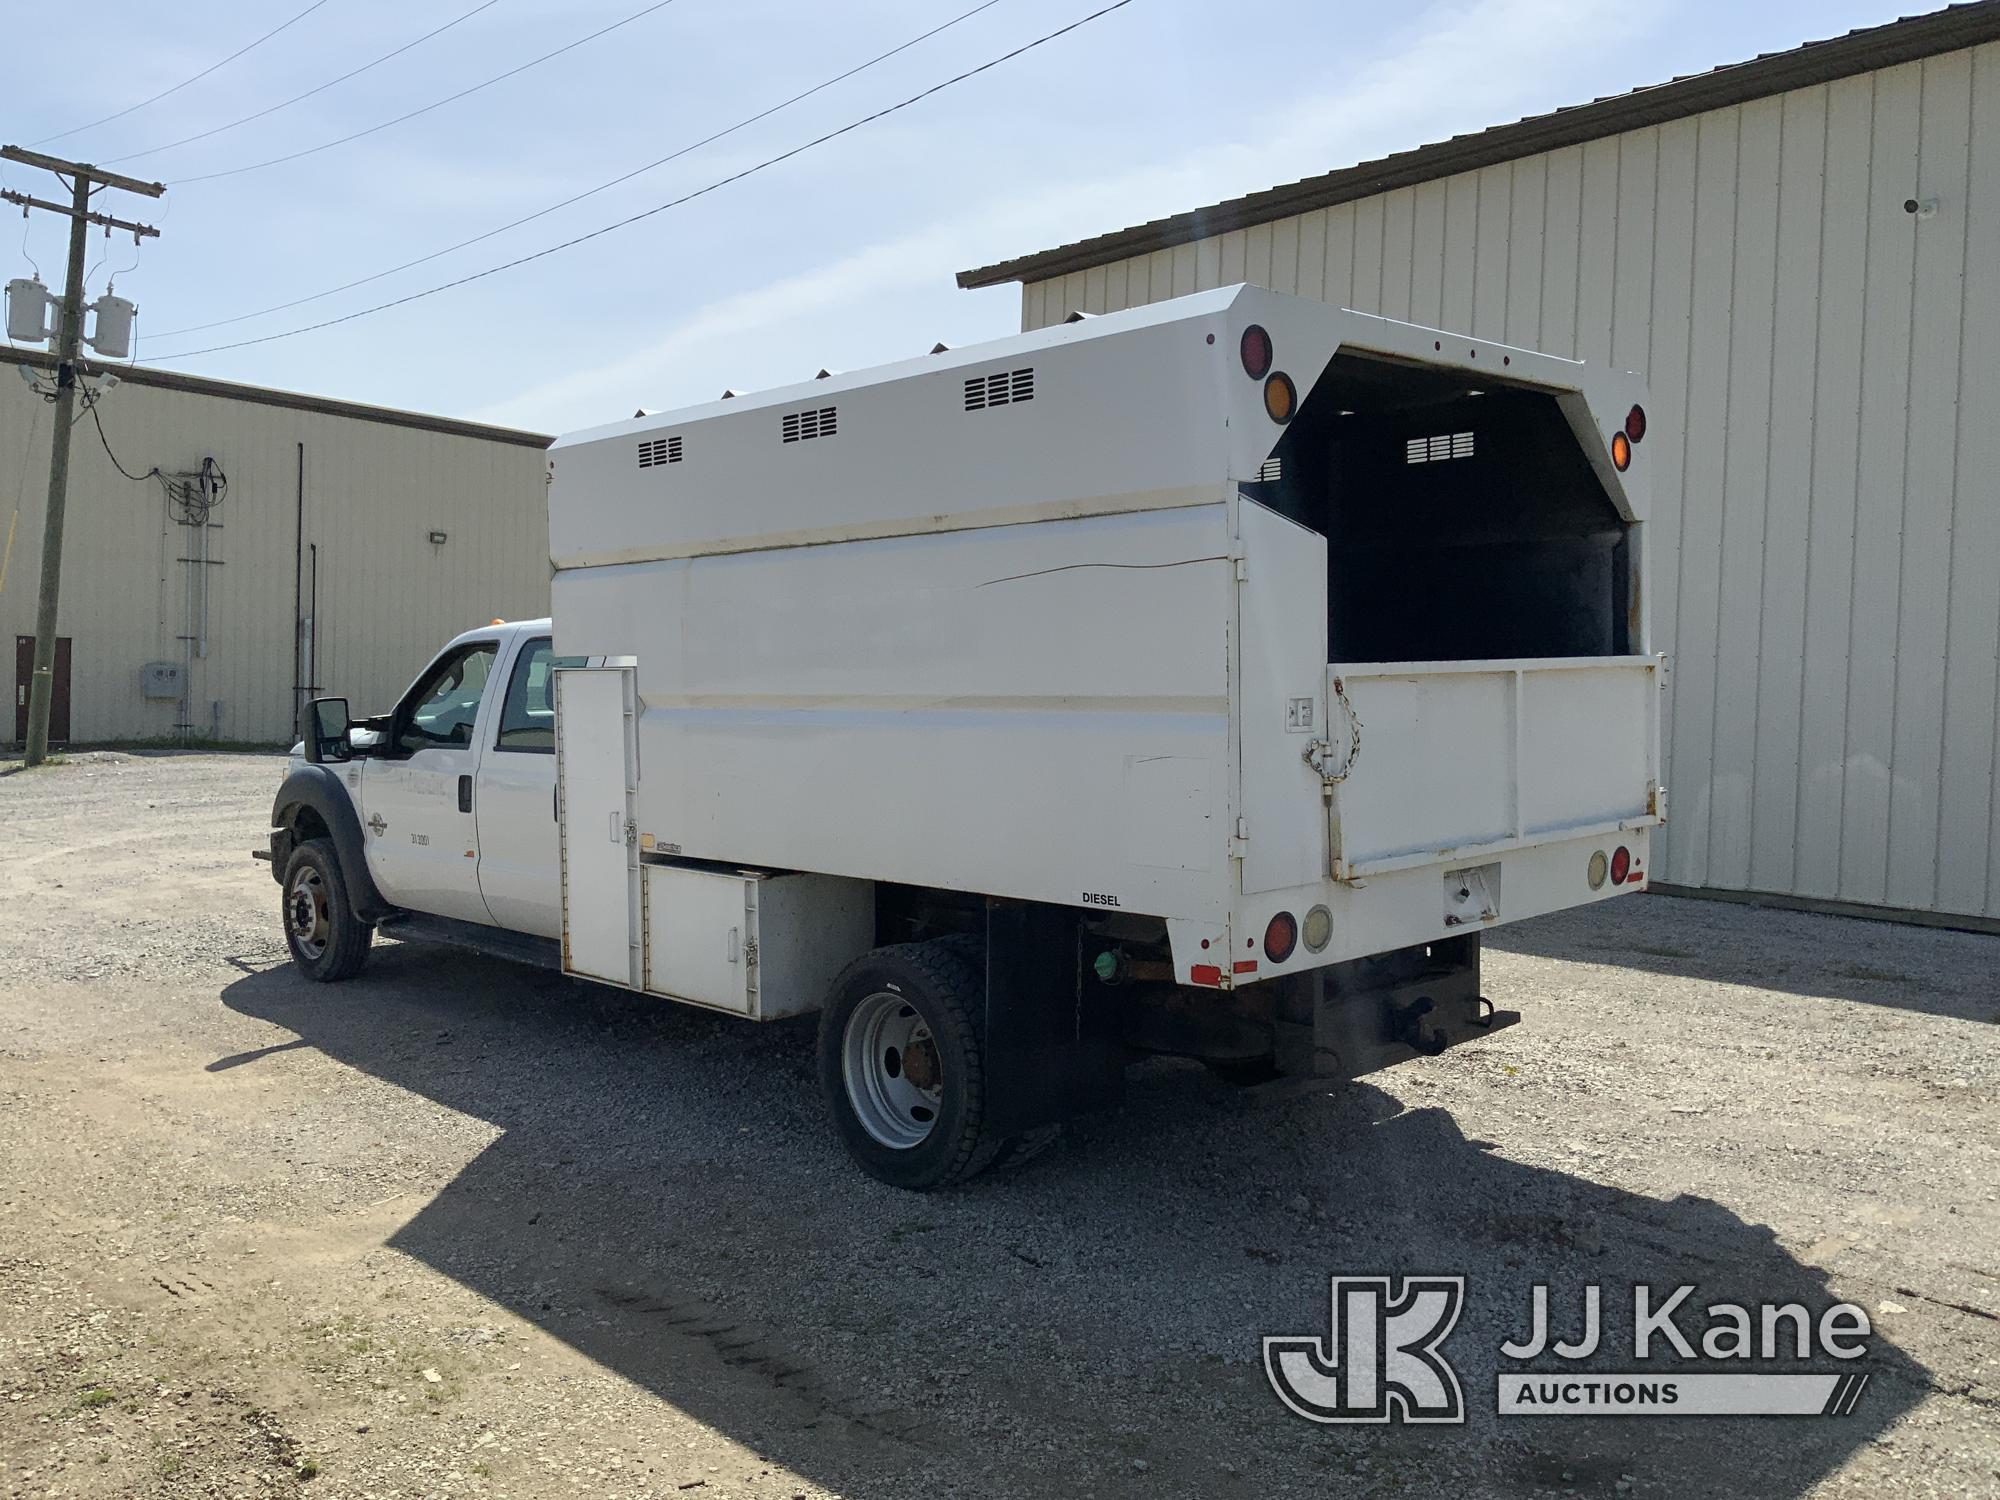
left=1021, top=42, right=2000, bottom=921
left=0, top=378, right=549, bottom=744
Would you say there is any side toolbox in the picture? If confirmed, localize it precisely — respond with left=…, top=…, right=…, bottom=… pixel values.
left=642, top=865, right=874, bottom=1019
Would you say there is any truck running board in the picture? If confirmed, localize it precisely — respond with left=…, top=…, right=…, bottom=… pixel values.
left=378, top=912, right=563, bottom=972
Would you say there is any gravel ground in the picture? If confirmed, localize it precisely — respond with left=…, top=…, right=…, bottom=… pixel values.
left=0, top=750, right=1995, bottom=1500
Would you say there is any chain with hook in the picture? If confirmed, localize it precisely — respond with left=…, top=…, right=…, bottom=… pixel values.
left=1304, top=675, right=1364, bottom=791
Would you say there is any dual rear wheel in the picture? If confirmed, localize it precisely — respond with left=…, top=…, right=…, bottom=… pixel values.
left=817, top=939, right=1055, bottom=1191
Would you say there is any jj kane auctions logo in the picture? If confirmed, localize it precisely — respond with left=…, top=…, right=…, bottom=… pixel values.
left=1265, top=1277, right=1874, bottom=1423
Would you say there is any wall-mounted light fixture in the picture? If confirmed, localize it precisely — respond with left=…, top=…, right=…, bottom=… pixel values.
left=427, top=530, right=448, bottom=545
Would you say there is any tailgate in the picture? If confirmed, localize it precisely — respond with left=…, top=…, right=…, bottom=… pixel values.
left=1326, top=656, right=1663, bottom=880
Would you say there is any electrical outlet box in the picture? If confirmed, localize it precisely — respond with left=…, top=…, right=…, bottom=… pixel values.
left=142, top=661, right=182, bottom=699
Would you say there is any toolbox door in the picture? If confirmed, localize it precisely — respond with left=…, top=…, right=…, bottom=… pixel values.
left=555, top=665, right=641, bottom=986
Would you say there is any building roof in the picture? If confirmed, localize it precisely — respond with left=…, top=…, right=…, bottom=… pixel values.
left=0, top=346, right=551, bottom=448
left=957, top=3, right=2000, bottom=289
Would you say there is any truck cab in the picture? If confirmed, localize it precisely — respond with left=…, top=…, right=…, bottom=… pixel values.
left=273, top=619, right=579, bottom=953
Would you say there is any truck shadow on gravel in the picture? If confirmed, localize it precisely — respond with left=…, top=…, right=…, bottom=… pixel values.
left=1495, top=893, right=2000, bottom=1024
left=223, top=944, right=1929, bottom=1499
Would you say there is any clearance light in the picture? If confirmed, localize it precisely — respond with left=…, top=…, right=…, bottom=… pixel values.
left=1587, top=850, right=1608, bottom=890
left=1264, top=910, right=1298, bottom=963
left=1625, top=404, right=1647, bottom=443
left=1610, top=845, right=1632, bottom=885
left=1610, top=431, right=1631, bottom=471
left=1264, top=372, right=1297, bottom=425
left=1302, top=904, right=1332, bottom=953
left=1240, top=324, right=1273, bottom=379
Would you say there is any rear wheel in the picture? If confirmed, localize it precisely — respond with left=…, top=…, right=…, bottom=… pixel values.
left=282, top=837, right=372, bottom=982
left=818, top=940, right=1005, bottom=1191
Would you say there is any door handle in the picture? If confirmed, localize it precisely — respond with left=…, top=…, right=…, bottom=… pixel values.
left=457, top=774, right=472, bottom=814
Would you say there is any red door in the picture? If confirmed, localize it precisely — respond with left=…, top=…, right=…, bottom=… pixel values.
left=13, top=636, right=71, bottom=746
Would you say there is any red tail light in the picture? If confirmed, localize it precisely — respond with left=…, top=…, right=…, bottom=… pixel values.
left=1625, top=404, right=1647, bottom=443
left=1240, top=324, right=1273, bottom=380
left=1610, top=845, right=1632, bottom=884
left=1264, top=911, right=1298, bottom=963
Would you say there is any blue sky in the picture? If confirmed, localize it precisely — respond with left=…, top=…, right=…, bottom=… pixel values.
left=4, top=0, right=1930, bottom=434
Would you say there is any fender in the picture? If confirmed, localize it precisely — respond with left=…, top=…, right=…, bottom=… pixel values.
left=271, top=764, right=397, bottom=924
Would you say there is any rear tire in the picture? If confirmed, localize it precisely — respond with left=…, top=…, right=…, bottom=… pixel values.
left=281, top=837, right=372, bottom=982
left=817, top=940, right=1004, bottom=1191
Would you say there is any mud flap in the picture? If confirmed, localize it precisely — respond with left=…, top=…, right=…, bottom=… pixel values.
left=981, top=901, right=1126, bottom=1136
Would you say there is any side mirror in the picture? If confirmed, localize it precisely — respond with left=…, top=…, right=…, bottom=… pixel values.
left=306, top=696, right=352, bottom=764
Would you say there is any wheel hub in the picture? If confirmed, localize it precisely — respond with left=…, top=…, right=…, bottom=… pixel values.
left=842, top=991, right=944, bottom=1150
left=900, top=1035, right=941, bottom=1092
left=286, top=868, right=330, bottom=959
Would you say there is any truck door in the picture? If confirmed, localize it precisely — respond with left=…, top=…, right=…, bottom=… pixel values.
left=360, top=640, right=500, bottom=925
left=475, top=635, right=582, bottom=938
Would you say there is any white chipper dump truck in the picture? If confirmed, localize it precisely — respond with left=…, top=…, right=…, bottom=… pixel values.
left=264, top=285, right=1664, bottom=1189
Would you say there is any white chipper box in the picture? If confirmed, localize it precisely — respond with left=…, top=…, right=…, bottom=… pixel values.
left=546, top=284, right=1663, bottom=998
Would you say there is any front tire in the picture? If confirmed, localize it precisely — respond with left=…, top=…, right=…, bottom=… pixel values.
left=817, top=940, right=1003, bottom=1191
left=281, top=837, right=372, bottom=982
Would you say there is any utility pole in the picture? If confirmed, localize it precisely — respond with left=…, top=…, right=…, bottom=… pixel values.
left=1, top=146, right=162, bottom=766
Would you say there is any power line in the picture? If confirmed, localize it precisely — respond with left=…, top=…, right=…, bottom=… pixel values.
left=143, top=0, right=1135, bottom=365
left=149, top=0, right=1007, bottom=342
left=105, top=0, right=505, bottom=167
left=168, top=0, right=685, bottom=186
left=80, top=387, right=162, bottom=484
left=30, top=1, right=336, bottom=148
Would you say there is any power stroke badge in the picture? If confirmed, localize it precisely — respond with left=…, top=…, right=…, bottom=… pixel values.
left=1265, top=1277, right=1875, bottom=1423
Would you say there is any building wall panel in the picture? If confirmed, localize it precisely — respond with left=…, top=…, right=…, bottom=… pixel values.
left=1892, top=48, right=1974, bottom=910
left=1538, top=144, right=1585, bottom=355
left=1751, top=84, right=1829, bottom=897
left=1504, top=155, right=1548, bottom=348
left=1669, top=104, right=1742, bottom=887
left=1795, top=73, right=1874, bottom=900
left=1710, top=95, right=1783, bottom=891
left=1352, top=195, right=1385, bottom=312
left=1575, top=137, right=1621, bottom=365
left=1842, top=63, right=1922, bottom=907
left=1296, top=207, right=1329, bottom=305
left=1018, top=39, right=2000, bottom=921
left=1944, top=45, right=2000, bottom=918
left=1471, top=164, right=1512, bottom=341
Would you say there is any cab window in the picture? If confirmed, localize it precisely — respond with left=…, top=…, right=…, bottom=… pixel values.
left=494, top=638, right=584, bottom=753
left=394, top=643, right=497, bottom=754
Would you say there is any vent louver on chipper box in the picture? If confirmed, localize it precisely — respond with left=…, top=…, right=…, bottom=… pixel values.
left=636, top=435, right=682, bottom=468
left=781, top=407, right=838, bottom=442
left=963, top=368, right=1034, bottom=411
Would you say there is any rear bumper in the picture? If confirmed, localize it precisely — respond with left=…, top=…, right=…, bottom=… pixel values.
left=1175, top=824, right=1653, bottom=987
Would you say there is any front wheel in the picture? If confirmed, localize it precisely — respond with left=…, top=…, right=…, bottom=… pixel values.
left=281, top=837, right=372, bottom=982
left=817, top=940, right=1004, bottom=1191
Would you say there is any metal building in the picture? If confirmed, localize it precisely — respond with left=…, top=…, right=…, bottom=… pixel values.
left=1, top=349, right=551, bottom=746
left=958, top=5, right=2000, bottom=929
